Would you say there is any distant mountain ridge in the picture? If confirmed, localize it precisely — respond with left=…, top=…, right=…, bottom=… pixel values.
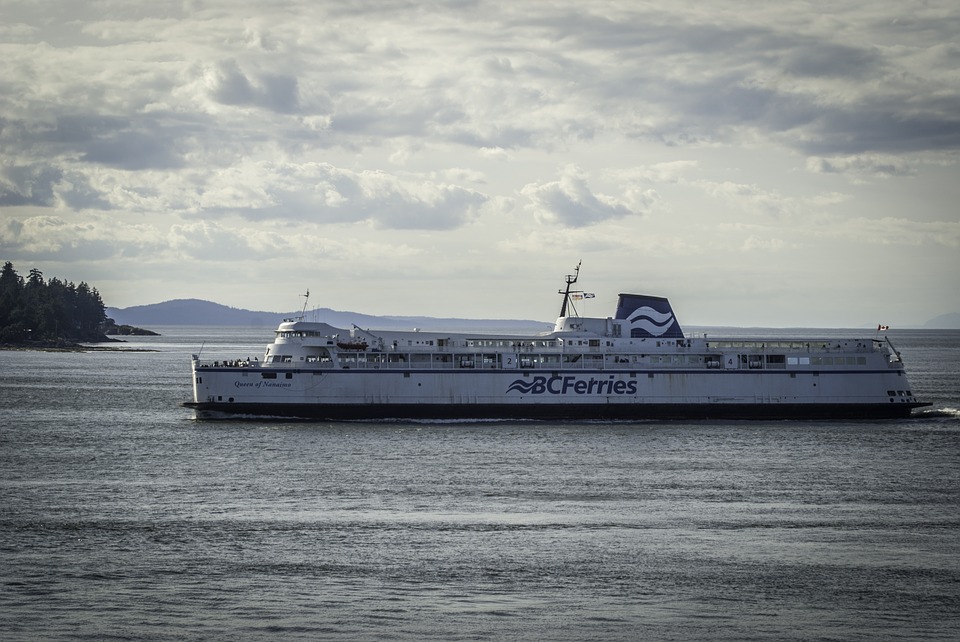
left=106, top=299, right=960, bottom=331
left=106, top=299, right=554, bottom=332
left=924, top=312, right=960, bottom=329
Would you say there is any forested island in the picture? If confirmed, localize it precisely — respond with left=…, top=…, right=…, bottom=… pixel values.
left=0, top=261, right=155, bottom=348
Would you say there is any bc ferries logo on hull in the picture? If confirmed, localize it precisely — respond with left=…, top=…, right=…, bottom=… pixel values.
left=507, top=375, right=638, bottom=396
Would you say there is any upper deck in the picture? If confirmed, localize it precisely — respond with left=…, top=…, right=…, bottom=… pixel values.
left=189, top=317, right=904, bottom=376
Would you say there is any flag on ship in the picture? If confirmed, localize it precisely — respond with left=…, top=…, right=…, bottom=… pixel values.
left=877, top=324, right=889, bottom=331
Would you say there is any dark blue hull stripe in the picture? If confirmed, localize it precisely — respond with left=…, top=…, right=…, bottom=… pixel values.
left=184, top=401, right=928, bottom=421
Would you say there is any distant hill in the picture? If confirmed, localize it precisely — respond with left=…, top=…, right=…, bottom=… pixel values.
left=108, top=299, right=299, bottom=328
left=924, top=312, right=960, bottom=329
left=106, top=299, right=553, bottom=332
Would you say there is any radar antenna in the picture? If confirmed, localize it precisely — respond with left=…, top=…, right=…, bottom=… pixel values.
left=558, top=260, right=582, bottom=318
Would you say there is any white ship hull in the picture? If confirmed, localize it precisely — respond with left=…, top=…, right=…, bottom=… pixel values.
left=185, top=266, right=929, bottom=421
left=186, top=363, right=924, bottom=420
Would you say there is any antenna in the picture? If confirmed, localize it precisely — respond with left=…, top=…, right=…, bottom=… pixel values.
left=558, top=260, right=582, bottom=317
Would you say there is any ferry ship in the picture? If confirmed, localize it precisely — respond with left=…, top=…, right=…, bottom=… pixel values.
left=185, top=264, right=929, bottom=420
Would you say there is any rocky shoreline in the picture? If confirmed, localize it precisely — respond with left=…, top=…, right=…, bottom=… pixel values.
left=103, top=323, right=160, bottom=337
left=0, top=341, right=158, bottom=352
left=1, top=324, right=160, bottom=351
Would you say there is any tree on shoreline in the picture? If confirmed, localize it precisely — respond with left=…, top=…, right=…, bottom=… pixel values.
left=0, top=261, right=107, bottom=343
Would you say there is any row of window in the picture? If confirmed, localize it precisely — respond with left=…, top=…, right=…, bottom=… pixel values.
left=254, top=351, right=873, bottom=371
left=788, top=356, right=868, bottom=366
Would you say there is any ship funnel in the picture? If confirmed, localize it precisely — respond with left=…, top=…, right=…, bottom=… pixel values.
left=615, top=294, right=684, bottom=338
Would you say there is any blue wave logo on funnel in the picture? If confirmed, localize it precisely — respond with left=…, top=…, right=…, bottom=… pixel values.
left=628, top=306, right=677, bottom=336
left=615, top=294, right=684, bottom=338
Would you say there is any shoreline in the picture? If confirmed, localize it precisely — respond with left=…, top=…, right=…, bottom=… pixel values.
left=0, top=342, right=159, bottom=353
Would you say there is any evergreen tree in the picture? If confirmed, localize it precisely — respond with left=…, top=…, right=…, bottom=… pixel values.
left=0, top=262, right=110, bottom=343
left=0, top=262, right=25, bottom=341
left=74, top=281, right=106, bottom=340
left=21, top=267, right=45, bottom=340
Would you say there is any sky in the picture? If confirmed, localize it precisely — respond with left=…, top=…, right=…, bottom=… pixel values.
left=1, top=0, right=959, bottom=327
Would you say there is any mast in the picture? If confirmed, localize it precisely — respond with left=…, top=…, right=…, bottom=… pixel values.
left=558, top=260, right=581, bottom=317
left=297, top=289, right=310, bottom=321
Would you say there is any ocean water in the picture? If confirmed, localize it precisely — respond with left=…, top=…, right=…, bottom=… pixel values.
left=1, top=327, right=958, bottom=641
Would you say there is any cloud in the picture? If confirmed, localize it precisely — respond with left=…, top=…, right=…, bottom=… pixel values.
left=547, top=5, right=960, bottom=157
left=741, top=235, right=786, bottom=252
left=2, top=112, right=199, bottom=173
left=781, top=42, right=883, bottom=79
left=0, top=163, right=112, bottom=211
left=6, top=3, right=959, bottom=177
left=811, top=216, right=960, bottom=248
left=695, top=180, right=798, bottom=219
left=478, top=147, right=510, bottom=161
left=0, top=22, right=39, bottom=43
left=806, top=154, right=917, bottom=179
left=168, top=221, right=292, bottom=261
left=204, top=60, right=300, bottom=114
left=521, top=166, right=643, bottom=228
left=196, top=162, right=488, bottom=230
left=1, top=1, right=958, bottom=324
left=0, top=164, right=63, bottom=207
left=611, top=161, right=698, bottom=185
left=794, top=104, right=960, bottom=157
left=81, top=129, right=185, bottom=170
left=0, top=214, right=163, bottom=261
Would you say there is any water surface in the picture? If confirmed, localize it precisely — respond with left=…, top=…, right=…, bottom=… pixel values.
left=1, top=328, right=958, bottom=640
